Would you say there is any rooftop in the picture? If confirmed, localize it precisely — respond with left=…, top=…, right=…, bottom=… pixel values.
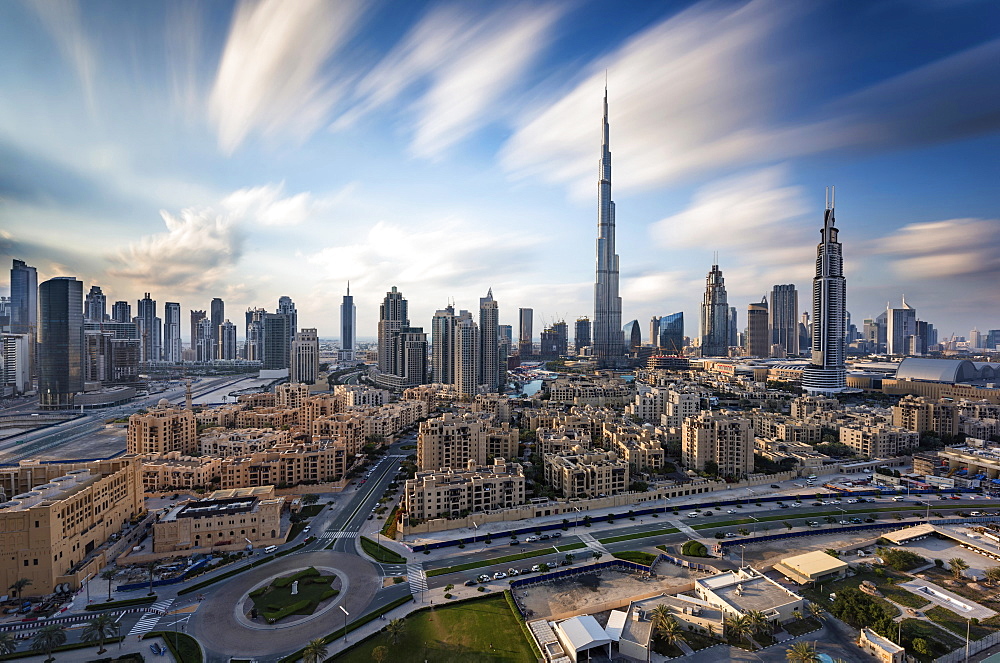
left=777, top=551, right=849, bottom=577
left=699, top=569, right=801, bottom=615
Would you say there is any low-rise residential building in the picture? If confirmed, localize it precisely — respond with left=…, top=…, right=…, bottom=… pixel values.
left=682, top=410, right=754, bottom=478
left=754, top=438, right=830, bottom=469
left=602, top=423, right=665, bottom=472
left=219, top=439, right=347, bottom=489
left=548, top=376, right=634, bottom=406
left=535, top=426, right=593, bottom=455
left=774, top=551, right=849, bottom=585
left=141, top=453, right=223, bottom=492
left=618, top=594, right=723, bottom=662
left=402, top=459, right=525, bottom=521
left=416, top=412, right=517, bottom=471
left=892, top=395, right=960, bottom=437
left=127, top=402, right=198, bottom=456
left=472, top=393, right=512, bottom=423
left=694, top=567, right=804, bottom=626
left=751, top=412, right=823, bottom=444
left=152, top=486, right=284, bottom=553
left=543, top=448, right=629, bottom=498
left=790, top=394, right=841, bottom=419
left=199, top=428, right=292, bottom=456
left=194, top=404, right=243, bottom=428
left=235, top=407, right=298, bottom=430
left=0, top=457, right=144, bottom=593
left=275, top=382, right=310, bottom=409
left=858, top=628, right=904, bottom=663
left=839, top=422, right=919, bottom=457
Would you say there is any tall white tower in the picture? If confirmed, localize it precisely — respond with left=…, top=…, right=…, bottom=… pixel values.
left=593, top=87, right=624, bottom=365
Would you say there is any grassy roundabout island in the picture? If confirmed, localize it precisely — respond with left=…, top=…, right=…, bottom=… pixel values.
left=249, top=567, right=340, bottom=624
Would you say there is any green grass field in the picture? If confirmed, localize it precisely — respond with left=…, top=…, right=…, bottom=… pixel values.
left=250, top=568, right=338, bottom=623
left=360, top=536, right=407, bottom=563
left=426, top=547, right=565, bottom=577
left=598, top=527, right=679, bottom=544
left=333, top=595, right=536, bottom=662
left=612, top=550, right=657, bottom=565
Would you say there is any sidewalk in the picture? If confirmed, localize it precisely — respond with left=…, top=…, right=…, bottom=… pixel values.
left=2, top=635, right=177, bottom=663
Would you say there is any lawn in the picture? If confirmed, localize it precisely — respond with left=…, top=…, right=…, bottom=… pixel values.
left=784, top=616, right=822, bottom=636
left=144, top=631, right=203, bottom=663
left=333, top=595, right=536, bottom=662
left=899, top=618, right=963, bottom=663
left=612, top=550, right=657, bottom=565
left=426, top=547, right=564, bottom=577
left=249, top=567, right=339, bottom=623
left=800, top=571, right=901, bottom=618
left=880, top=584, right=930, bottom=609
left=299, top=504, right=324, bottom=517
left=597, top=527, right=680, bottom=544
left=360, top=536, right=407, bottom=564
left=650, top=637, right=685, bottom=657
left=925, top=605, right=995, bottom=641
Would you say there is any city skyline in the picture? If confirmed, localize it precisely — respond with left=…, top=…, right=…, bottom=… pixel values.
left=1, top=1, right=999, bottom=338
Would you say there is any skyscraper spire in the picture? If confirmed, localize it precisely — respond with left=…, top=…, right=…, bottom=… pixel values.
left=802, top=187, right=847, bottom=393
left=593, top=85, right=624, bottom=365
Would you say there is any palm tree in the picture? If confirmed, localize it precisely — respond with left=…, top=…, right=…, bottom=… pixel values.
left=100, top=569, right=116, bottom=601
left=302, top=638, right=328, bottom=663
left=745, top=610, right=770, bottom=636
left=807, top=602, right=825, bottom=621
left=985, top=566, right=1000, bottom=585
left=649, top=604, right=673, bottom=631
left=786, top=641, right=820, bottom=663
left=8, top=578, right=32, bottom=599
left=791, top=608, right=803, bottom=622
left=0, top=632, right=16, bottom=656
left=657, top=616, right=684, bottom=648
left=82, top=613, right=116, bottom=654
left=31, top=625, right=66, bottom=663
left=949, top=557, right=970, bottom=580
left=725, top=614, right=752, bottom=645
left=385, top=618, right=406, bottom=644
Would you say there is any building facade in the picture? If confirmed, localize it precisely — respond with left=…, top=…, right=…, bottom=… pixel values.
left=700, top=264, right=730, bottom=357
left=290, top=327, right=320, bottom=384
left=127, top=404, right=198, bottom=455
left=403, top=459, right=525, bottom=521
left=38, top=277, right=84, bottom=408
left=802, top=188, right=847, bottom=392
left=682, top=410, right=753, bottom=478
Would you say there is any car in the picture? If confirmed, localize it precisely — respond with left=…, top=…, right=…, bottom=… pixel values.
left=367, top=514, right=374, bottom=520
left=478, top=574, right=491, bottom=582
left=808, top=522, right=820, bottom=527
left=493, top=571, right=507, bottom=580
left=771, top=484, right=781, bottom=489
left=303, top=526, right=311, bottom=532
left=531, top=565, right=541, bottom=572
left=724, top=532, right=737, bottom=538
left=812, top=501, right=822, bottom=506
left=510, top=540, right=519, bottom=546
left=539, top=534, right=550, bottom=540
left=464, top=579, right=477, bottom=586
left=687, top=512, right=698, bottom=518
left=951, top=495, right=961, bottom=500
left=525, top=536, right=538, bottom=542
left=561, top=560, right=571, bottom=566
left=851, top=518, right=863, bottom=524
left=864, top=517, right=875, bottom=523
left=971, top=511, right=983, bottom=516
left=778, top=504, right=789, bottom=509
left=727, top=509, right=736, bottom=514
left=847, top=499, right=858, bottom=504
left=508, top=568, right=519, bottom=576
left=551, top=532, right=562, bottom=538
left=520, top=568, right=531, bottom=575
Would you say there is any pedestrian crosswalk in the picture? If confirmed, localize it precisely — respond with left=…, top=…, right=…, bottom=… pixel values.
left=128, top=599, right=173, bottom=637
left=319, top=531, right=359, bottom=539
left=407, top=563, right=427, bottom=594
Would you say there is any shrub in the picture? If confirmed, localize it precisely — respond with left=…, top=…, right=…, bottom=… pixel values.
left=444, top=593, right=453, bottom=599
left=264, top=598, right=312, bottom=623
left=319, top=589, right=339, bottom=601
left=682, top=540, right=708, bottom=557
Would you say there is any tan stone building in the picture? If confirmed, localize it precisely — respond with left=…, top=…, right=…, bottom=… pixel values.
left=790, top=394, right=841, bottom=419
left=127, top=403, right=198, bottom=455
left=543, top=448, right=628, bottom=498
left=275, top=382, right=310, bottom=409
left=682, top=410, right=754, bottom=478
left=194, top=404, right=243, bottom=428
left=892, top=395, right=960, bottom=437
left=536, top=426, right=593, bottom=456
left=141, top=453, right=223, bottom=492
left=152, top=486, right=284, bottom=553
left=839, top=422, right=918, bottom=457
left=0, top=457, right=144, bottom=593
left=602, top=423, right=665, bottom=472
left=416, top=412, right=517, bottom=471
left=751, top=412, right=823, bottom=444
left=219, top=439, right=347, bottom=489
left=548, top=376, right=634, bottom=406
left=235, top=407, right=298, bottom=430
left=199, top=428, right=291, bottom=456
left=403, top=459, right=525, bottom=521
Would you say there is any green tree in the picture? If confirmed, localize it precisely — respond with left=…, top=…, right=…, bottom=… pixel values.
left=657, top=615, right=684, bottom=647
left=807, top=602, right=824, bottom=620
left=724, top=614, right=752, bottom=645
left=31, top=625, right=66, bottom=663
left=372, top=645, right=389, bottom=663
left=745, top=610, right=769, bottom=636
left=984, top=566, right=1000, bottom=585
left=704, top=460, right=720, bottom=477
left=302, top=494, right=320, bottom=505
left=786, top=641, right=820, bottom=663
left=912, top=638, right=933, bottom=656
left=791, top=608, right=803, bottom=621
left=302, top=638, right=329, bottom=663
left=949, top=557, right=970, bottom=580
left=82, top=613, right=116, bottom=654
left=7, top=578, right=32, bottom=599
left=386, top=618, right=407, bottom=644
left=100, top=569, right=116, bottom=601
left=144, top=561, right=157, bottom=595
left=0, top=632, right=16, bottom=656
left=649, top=604, right=673, bottom=632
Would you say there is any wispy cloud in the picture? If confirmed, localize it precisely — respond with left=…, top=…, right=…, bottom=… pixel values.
left=337, top=3, right=563, bottom=158
left=876, top=218, right=1000, bottom=279
left=221, top=181, right=348, bottom=227
left=209, top=0, right=365, bottom=153
left=26, top=0, right=99, bottom=114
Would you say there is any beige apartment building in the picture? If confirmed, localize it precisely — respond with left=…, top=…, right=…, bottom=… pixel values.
left=275, top=382, right=311, bottom=409
left=199, top=428, right=292, bottom=456
left=417, top=412, right=517, bottom=471
left=751, top=412, right=823, bottom=444
left=543, top=448, right=629, bottom=498
left=152, top=486, right=284, bottom=553
left=403, top=459, right=526, bottom=521
left=839, top=422, right=919, bottom=457
left=235, top=407, right=298, bottom=430
left=892, top=395, right=960, bottom=437
left=602, top=423, right=665, bottom=472
left=127, top=403, right=198, bottom=455
left=195, top=404, right=243, bottom=428
left=790, top=395, right=841, bottom=419
left=535, top=426, right=593, bottom=455
left=472, top=393, right=512, bottom=423
left=682, top=410, right=754, bottom=478
left=0, top=457, right=144, bottom=594
left=548, top=376, right=634, bottom=406
left=141, top=453, right=223, bottom=492
left=237, top=392, right=275, bottom=408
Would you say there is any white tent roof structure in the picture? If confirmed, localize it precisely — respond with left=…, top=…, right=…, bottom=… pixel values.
left=557, top=615, right=613, bottom=653
left=605, top=610, right=627, bottom=642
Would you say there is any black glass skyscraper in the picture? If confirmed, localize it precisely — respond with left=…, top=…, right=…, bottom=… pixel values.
left=39, top=277, right=83, bottom=408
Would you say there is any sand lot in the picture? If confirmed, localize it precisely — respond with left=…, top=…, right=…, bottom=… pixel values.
left=730, top=529, right=894, bottom=569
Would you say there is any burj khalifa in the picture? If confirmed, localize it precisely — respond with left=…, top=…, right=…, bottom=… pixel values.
left=592, top=88, right=624, bottom=365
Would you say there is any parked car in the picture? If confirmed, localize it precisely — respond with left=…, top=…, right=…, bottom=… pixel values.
left=771, top=484, right=781, bottom=489
left=464, top=579, right=477, bottom=586
left=687, top=512, right=698, bottom=518
left=531, top=565, right=541, bottom=572
left=520, top=568, right=531, bottom=575
left=493, top=571, right=507, bottom=580
left=551, top=532, right=562, bottom=538
left=539, top=534, right=550, bottom=540
left=509, top=540, right=519, bottom=546
left=724, top=532, right=737, bottom=538
left=478, top=574, right=491, bottom=582
left=727, top=510, right=736, bottom=514
left=507, top=568, right=519, bottom=576
left=525, top=536, right=538, bottom=542
left=864, top=517, right=875, bottom=523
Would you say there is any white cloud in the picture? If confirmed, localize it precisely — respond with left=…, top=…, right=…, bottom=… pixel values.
left=336, top=4, right=562, bottom=158
left=27, top=0, right=99, bottom=114
left=209, top=0, right=364, bottom=153
left=877, top=218, right=1000, bottom=279
left=221, top=182, right=344, bottom=227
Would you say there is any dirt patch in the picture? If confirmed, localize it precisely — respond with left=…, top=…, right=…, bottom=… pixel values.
left=734, top=530, right=887, bottom=569
left=517, top=566, right=696, bottom=620
left=382, top=576, right=407, bottom=588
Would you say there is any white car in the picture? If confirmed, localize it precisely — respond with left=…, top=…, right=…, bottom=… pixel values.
left=847, top=499, right=858, bottom=504
left=493, top=571, right=507, bottom=580
left=531, top=565, right=541, bottom=572
left=525, top=536, right=538, bottom=542
left=727, top=510, right=736, bottom=514
left=688, top=512, right=698, bottom=518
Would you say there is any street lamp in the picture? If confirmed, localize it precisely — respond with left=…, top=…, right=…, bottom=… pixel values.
left=966, top=617, right=971, bottom=662
left=340, top=606, right=350, bottom=642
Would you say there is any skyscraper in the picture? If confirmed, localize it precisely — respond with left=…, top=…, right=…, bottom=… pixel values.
left=518, top=308, right=533, bottom=357
left=190, top=310, right=206, bottom=352
left=455, top=312, right=479, bottom=397
left=278, top=296, right=297, bottom=341
left=729, top=307, right=738, bottom=348
left=593, top=88, right=624, bottom=365
left=219, top=320, right=237, bottom=360
left=575, top=317, right=591, bottom=353
left=262, top=313, right=291, bottom=370
left=195, top=318, right=213, bottom=362
left=378, top=287, right=408, bottom=374
left=163, top=302, right=181, bottom=362
left=886, top=297, right=917, bottom=356
left=699, top=264, right=730, bottom=357
left=111, top=300, right=131, bottom=324
left=769, top=284, right=799, bottom=357
left=137, top=293, right=160, bottom=363
left=10, top=259, right=37, bottom=378
left=38, top=277, right=83, bottom=408
left=623, top=320, right=641, bottom=350
left=651, top=313, right=684, bottom=354
left=478, top=289, right=501, bottom=392
left=746, top=298, right=769, bottom=358
left=210, top=297, right=224, bottom=360
left=244, top=307, right=265, bottom=360
left=802, top=188, right=847, bottom=393
left=540, top=321, right=568, bottom=357
left=84, top=285, right=107, bottom=322
left=431, top=304, right=457, bottom=385
left=291, top=327, right=319, bottom=384
left=340, top=283, right=356, bottom=362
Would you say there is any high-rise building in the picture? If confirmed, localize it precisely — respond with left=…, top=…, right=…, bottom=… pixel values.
left=802, top=188, right=847, bottom=393
left=431, top=304, right=457, bottom=385
left=1, top=334, right=30, bottom=394
left=219, top=320, right=237, bottom=360
left=799, top=311, right=813, bottom=354
left=190, top=310, right=206, bottom=352
left=886, top=297, right=917, bottom=356
left=455, top=312, right=479, bottom=397
left=593, top=88, right=624, bottom=365
left=623, top=319, right=641, bottom=350
left=540, top=321, right=569, bottom=357
left=769, top=284, right=798, bottom=357
left=699, top=264, right=730, bottom=357
left=518, top=308, right=533, bottom=357
left=575, top=317, right=591, bottom=352
left=38, top=277, right=84, bottom=408
left=729, top=307, right=738, bottom=348
left=277, top=296, right=297, bottom=342
left=163, top=302, right=181, bottom=362
left=0, top=296, right=10, bottom=330
left=195, top=318, right=213, bottom=362
left=651, top=313, right=684, bottom=354
left=111, top=300, right=131, bottom=324
left=378, top=287, right=408, bottom=375
left=498, top=324, right=513, bottom=366
left=986, top=330, right=1000, bottom=351
left=340, top=283, right=356, bottom=361
left=746, top=298, right=769, bottom=358
left=291, top=327, right=319, bottom=384
left=84, top=285, right=107, bottom=322
left=478, top=289, right=500, bottom=392
left=970, top=328, right=983, bottom=350
left=136, top=293, right=160, bottom=363
left=244, top=307, right=265, bottom=360
left=394, top=327, right=428, bottom=388
left=262, top=313, right=291, bottom=370
left=682, top=410, right=753, bottom=478
left=210, top=297, right=224, bottom=359
left=10, top=259, right=37, bottom=378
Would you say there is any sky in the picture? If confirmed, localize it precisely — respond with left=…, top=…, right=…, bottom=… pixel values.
left=1, top=0, right=998, bottom=344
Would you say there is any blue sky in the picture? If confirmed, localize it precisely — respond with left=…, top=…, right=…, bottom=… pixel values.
left=1, top=0, right=998, bottom=343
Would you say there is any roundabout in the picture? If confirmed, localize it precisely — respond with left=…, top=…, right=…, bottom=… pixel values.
left=189, top=550, right=380, bottom=661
